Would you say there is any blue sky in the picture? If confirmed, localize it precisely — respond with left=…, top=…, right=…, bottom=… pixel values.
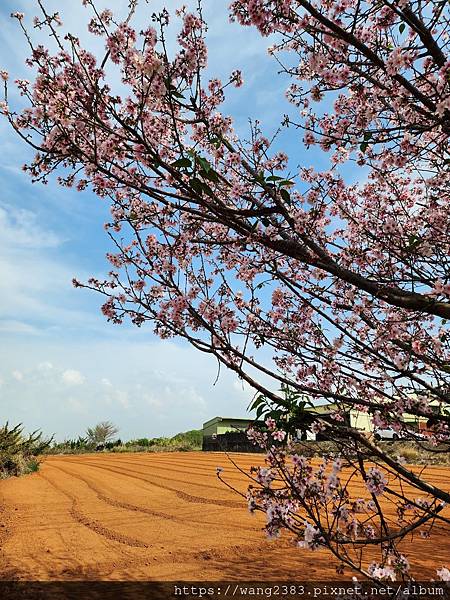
left=0, top=0, right=324, bottom=441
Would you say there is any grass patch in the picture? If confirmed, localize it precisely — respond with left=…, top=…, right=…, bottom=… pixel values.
left=291, top=439, right=450, bottom=466
left=384, top=441, right=450, bottom=466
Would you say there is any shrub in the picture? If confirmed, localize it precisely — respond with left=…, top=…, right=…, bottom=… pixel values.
left=46, top=429, right=203, bottom=455
left=0, top=422, right=51, bottom=478
left=47, top=436, right=93, bottom=454
left=171, top=429, right=203, bottom=448
left=132, top=438, right=151, bottom=447
left=121, top=430, right=202, bottom=452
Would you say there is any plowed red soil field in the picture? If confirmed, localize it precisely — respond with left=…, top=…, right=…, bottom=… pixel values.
left=0, top=452, right=448, bottom=580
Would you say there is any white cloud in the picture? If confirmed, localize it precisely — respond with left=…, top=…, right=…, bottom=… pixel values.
left=12, top=369, right=23, bottom=381
left=0, top=200, right=106, bottom=335
left=144, top=393, right=164, bottom=410
left=0, top=320, right=40, bottom=335
left=66, top=397, right=87, bottom=414
left=115, top=390, right=130, bottom=409
left=0, top=203, right=62, bottom=250
left=61, top=369, right=85, bottom=386
left=142, top=383, right=206, bottom=414
left=0, top=339, right=256, bottom=441
left=0, top=1, right=278, bottom=443
left=38, top=361, right=54, bottom=371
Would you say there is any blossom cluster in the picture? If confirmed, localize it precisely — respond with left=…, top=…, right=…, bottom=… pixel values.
left=2, top=0, right=449, bottom=579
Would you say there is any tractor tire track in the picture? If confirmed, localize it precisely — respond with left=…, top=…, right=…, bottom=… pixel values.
left=2, top=454, right=449, bottom=581
left=38, top=471, right=149, bottom=549
left=97, top=456, right=252, bottom=483
left=47, top=463, right=180, bottom=522
left=84, top=459, right=227, bottom=493
left=65, top=459, right=244, bottom=508
left=47, top=462, right=258, bottom=533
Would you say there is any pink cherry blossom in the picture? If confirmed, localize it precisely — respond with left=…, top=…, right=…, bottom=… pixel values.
left=437, top=567, right=450, bottom=582
left=3, top=0, right=449, bottom=580
left=272, top=429, right=286, bottom=441
left=265, top=417, right=276, bottom=431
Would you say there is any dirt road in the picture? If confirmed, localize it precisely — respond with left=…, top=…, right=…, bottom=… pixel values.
left=0, top=453, right=448, bottom=580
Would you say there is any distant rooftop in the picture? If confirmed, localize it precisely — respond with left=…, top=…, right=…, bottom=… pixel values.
left=202, top=416, right=254, bottom=428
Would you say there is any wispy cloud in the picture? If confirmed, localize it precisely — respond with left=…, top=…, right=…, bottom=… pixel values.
left=0, top=0, right=276, bottom=439
left=0, top=202, right=62, bottom=249
left=61, top=369, right=85, bottom=386
left=0, top=338, right=255, bottom=440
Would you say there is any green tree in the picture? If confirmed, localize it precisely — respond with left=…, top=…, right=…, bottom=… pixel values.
left=86, top=421, right=119, bottom=446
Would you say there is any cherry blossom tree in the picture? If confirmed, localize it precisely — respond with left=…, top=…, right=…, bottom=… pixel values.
left=2, top=0, right=449, bottom=581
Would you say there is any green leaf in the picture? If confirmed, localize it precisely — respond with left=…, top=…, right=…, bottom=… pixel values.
left=279, top=179, right=295, bottom=187
left=189, top=178, right=215, bottom=198
left=280, top=188, right=291, bottom=203
left=399, top=23, right=406, bottom=34
left=209, top=137, right=222, bottom=149
left=298, top=401, right=306, bottom=411
left=190, top=178, right=204, bottom=196
left=256, top=404, right=267, bottom=419
left=201, top=169, right=219, bottom=182
left=360, top=142, right=368, bottom=152
left=406, top=234, right=422, bottom=252
left=201, top=181, right=215, bottom=197
left=271, top=410, right=284, bottom=419
left=250, top=395, right=266, bottom=411
left=197, top=156, right=211, bottom=173
left=255, top=172, right=266, bottom=186
left=171, top=158, right=192, bottom=169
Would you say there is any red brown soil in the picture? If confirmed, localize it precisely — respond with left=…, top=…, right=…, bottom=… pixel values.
left=0, top=452, right=448, bottom=580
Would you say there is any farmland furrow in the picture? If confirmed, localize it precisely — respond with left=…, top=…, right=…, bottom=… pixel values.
left=38, top=471, right=149, bottom=549
left=1, top=452, right=448, bottom=581
left=46, top=462, right=258, bottom=532
left=92, top=457, right=251, bottom=483
left=64, top=459, right=245, bottom=508
left=68, top=458, right=236, bottom=493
